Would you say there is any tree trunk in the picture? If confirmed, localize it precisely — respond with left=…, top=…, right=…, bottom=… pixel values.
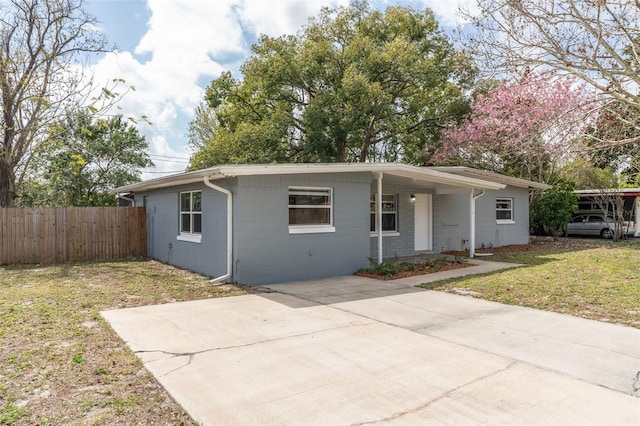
left=336, top=139, right=346, bottom=162
left=359, top=117, right=376, bottom=162
left=0, top=159, right=16, bottom=207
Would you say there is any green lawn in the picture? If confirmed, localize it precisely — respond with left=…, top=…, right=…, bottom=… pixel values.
left=2, top=240, right=639, bottom=424
left=0, top=259, right=248, bottom=425
left=420, top=238, right=640, bottom=328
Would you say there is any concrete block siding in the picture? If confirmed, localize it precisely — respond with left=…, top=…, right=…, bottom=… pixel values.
left=138, top=173, right=531, bottom=285
left=433, top=192, right=470, bottom=253
left=234, top=173, right=372, bottom=284
left=369, top=183, right=417, bottom=259
left=476, top=187, right=530, bottom=248
left=433, top=187, right=530, bottom=253
left=141, top=181, right=230, bottom=279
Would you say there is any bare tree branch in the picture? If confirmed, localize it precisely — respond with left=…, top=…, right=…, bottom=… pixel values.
left=0, top=0, right=109, bottom=206
left=460, top=0, right=640, bottom=111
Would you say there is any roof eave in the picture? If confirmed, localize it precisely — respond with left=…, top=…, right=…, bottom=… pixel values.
left=114, top=167, right=222, bottom=193
left=430, top=166, right=551, bottom=190
left=114, top=163, right=507, bottom=194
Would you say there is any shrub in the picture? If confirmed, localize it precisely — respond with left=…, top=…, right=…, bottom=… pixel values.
left=531, top=179, right=578, bottom=240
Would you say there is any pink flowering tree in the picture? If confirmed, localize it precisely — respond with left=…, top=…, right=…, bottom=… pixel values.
left=435, top=73, right=596, bottom=184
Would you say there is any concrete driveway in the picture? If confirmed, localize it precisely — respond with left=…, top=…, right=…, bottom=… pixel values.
left=102, top=273, right=640, bottom=425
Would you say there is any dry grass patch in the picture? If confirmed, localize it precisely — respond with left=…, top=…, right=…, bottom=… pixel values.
left=0, top=259, right=249, bottom=425
left=423, top=238, right=640, bottom=328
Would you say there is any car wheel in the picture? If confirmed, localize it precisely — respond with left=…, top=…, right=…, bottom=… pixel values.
left=601, top=228, right=613, bottom=239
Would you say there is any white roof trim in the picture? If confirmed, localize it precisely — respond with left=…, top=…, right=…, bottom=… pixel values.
left=575, top=188, right=640, bottom=195
left=429, top=166, right=551, bottom=190
left=114, top=163, right=506, bottom=193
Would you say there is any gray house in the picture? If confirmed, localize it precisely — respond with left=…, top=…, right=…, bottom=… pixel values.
left=115, top=163, right=549, bottom=285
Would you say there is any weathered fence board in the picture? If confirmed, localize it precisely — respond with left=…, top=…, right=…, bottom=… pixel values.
left=0, top=207, right=147, bottom=265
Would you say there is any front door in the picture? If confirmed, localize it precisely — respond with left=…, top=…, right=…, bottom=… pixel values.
left=414, top=194, right=433, bottom=251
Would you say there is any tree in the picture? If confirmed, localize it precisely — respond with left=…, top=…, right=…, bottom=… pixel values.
left=530, top=179, right=578, bottom=240
left=189, top=1, right=475, bottom=169
left=18, top=112, right=152, bottom=207
left=435, top=72, right=594, bottom=184
left=187, top=101, right=218, bottom=155
left=582, top=101, right=640, bottom=183
left=460, top=0, right=640, bottom=151
left=0, top=0, right=108, bottom=207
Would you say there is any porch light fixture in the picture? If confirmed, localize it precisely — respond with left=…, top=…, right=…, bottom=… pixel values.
left=410, top=194, right=416, bottom=202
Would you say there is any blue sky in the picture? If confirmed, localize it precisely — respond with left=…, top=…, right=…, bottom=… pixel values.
left=84, top=0, right=473, bottom=178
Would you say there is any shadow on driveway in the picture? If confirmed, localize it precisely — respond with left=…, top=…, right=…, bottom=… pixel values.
left=102, top=268, right=640, bottom=425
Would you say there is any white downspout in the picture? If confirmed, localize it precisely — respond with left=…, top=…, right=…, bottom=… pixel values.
left=204, top=176, right=233, bottom=284
left=374, top=172, right=383, bottom=264
left=469, top=189, right=485, bottom=258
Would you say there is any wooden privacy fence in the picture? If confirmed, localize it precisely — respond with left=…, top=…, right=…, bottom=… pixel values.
left=0, top=207, right=147, bottom=265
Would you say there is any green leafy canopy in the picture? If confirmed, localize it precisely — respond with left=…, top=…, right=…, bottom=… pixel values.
left=18, top=111, right=153, bottom=207
left=530, top=180, right=578, bottom=239
left=189, top=1, right=475, bottom=169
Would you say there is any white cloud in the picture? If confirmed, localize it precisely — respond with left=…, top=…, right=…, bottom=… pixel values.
left=89, top=0, right=352, bottom=179
left=420, top=0, right=475, bottom=27
left=88, top=0, right=473, bottom=180
left=236, top=0, right=347, bottom=37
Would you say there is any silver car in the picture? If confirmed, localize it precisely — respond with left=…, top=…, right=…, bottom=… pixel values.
left=566, top=214, right=636, bottom=239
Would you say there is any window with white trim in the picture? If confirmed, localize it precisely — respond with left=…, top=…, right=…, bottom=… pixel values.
left=496, top=197, right=514, bottom=223
left=370, top=194, right=398, bottom=232
left=288, top=187, right=334, bottom=233
left=179, top=190, right=202, bottom=241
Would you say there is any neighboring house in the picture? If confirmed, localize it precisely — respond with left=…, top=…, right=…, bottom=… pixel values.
left=574, top=188, right=640, bottom=237
left=114, top=163, right=549, bottom=285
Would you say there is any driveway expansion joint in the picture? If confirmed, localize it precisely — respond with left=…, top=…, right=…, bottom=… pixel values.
left=134, top=320, right=377, bottom=375
left=352, top=360, right=519, bottom=425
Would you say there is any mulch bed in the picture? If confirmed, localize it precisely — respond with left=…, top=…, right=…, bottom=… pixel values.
left=355, top=261, right=473, bottom=280
left=355, top=237, right=618, bottom=281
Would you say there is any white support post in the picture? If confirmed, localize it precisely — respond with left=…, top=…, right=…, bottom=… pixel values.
left=374, top=172, right=383, bottom=264
left=469, top=189, right=485, bottom=259
left=469, top=190, right=476, bottom=259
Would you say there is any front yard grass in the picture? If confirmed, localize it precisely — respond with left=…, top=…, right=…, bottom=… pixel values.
left=421, top=238, right=640, bottom=328
left=2, top=239, right=639, bottom=423
left=0, top=259, right=249, bottom=425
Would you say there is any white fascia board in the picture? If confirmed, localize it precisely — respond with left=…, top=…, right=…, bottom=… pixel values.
left=217, top=163, right=505, bottom=190
left=375, top=165, right=505, bottom=190
left=114, top=162, right=506, bottom=193
left=575, top=188, right=640, bottom=194
left=216, top=163, right=373, bottom=176
left=113, top=167, right=223, bottom=193
left=431, top=166, right=551, bottom=190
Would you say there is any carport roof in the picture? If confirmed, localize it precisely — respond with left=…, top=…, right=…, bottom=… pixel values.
left=575, top=188, right=640, bottom=197
left=114, top=163, right=509, bottom=194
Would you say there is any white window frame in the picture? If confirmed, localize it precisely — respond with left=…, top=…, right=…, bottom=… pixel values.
left=288, top=186, right=335, bottom=234
left=370, top=193, right=399, bottom=236
left=177, top=190, right=202, bottom=243
left=496, top=197, right=515, bottom=224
